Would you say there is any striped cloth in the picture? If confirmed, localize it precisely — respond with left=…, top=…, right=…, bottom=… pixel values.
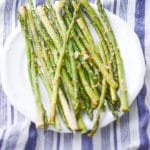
left=0, top=0, right=150, bottom=149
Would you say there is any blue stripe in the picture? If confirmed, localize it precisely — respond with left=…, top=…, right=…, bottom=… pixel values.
left=0, top=85, right=7, bottom=126
left=113, top=122, right=118, bottom=150
left=11, top=105, right=14, bottom=124
left=134, top=0, right=145, bottom=54
left=44, top=130, right=54, bottom=150
left=113, top=0, right=117, bottom=14
left=82, top=133, right=93, bottom=150
left=25, top=123, right=37, bottom=150
left=64, top=133, right=73, bottom=150
left=137, top=85, right=150, bottom=149
left=36, top=0, right=45, bottom=6
left=0, top=130, right=6, bottom=149
left=101, top=125, right=110, bottom=150
left=134, top=0, right=150, bottom=149
left=56, top=133, right=60, bottom=150
left=5, top=130, right=20, bottom=150
left=120, top=113, right=130, bottom=149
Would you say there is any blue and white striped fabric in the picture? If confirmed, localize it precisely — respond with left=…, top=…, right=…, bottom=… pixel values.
left=0, top=0, right=150, bottom=149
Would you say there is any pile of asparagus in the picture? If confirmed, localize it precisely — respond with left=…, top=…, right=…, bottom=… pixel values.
left=18, top=0, right=129, bottom=136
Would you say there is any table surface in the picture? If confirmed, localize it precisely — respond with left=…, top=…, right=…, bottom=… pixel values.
left=0, top=0, right=150, bottom=150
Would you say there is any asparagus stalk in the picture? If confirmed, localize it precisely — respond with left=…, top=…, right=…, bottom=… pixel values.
left=54, top=108, right=61, bottom=130
left=55, top=2, right=67, bottom=38
left=39, top=69, right=59, bottom=129
left=18, top=6, right=47, bottom=128
left=65, top=18, right=96, bottom=84
left=75, top=15, right=117, bottom=89
left=63, top=2, right=100, bottom=84
left=39, top=36, right=73, bottom=129
left=36, top=6, right=62, bottom=50
left=88, top=79, right=107, bottom=137
left=77, top=112, right=87, bottom=133
left=58, top=89, right=77, bottom=131
left=68, top=40, right=79, bottom=112
left=62, top=9, right=100, bottom=107
left=44, top=5, right=62, bottom=37
left=79, top=85, right=93, bottom=120
left=48, top=3, right=80, bottom=123
left=28, top=1, right=74, bottom=101
left=57, top=99, right=69, bottom=127
left=88, top=37, right=120, bottom=136
left=45, top=2, right=100, bottom=108
left=100, top=40, right=117, bottom=102
left=96, top=0, right=128, bottom=111
left=27, top=4, right=78, bottom=130
left=80, top=0, right=128, bottom=111
left=32, top=3, right=80, bottom=128
left=27, top=1, right=53, bottom=48
left=62, top=3, right=101, bottom=103
left=88, top=41, right=108, bottom=136
left=35, top=5, right=78, bottom=107
left=18, top=9, right=32, bottom=88
left=72, top=2, right=117, bottom=102
left=18, top=0, right=129, bottom=136
left=51, top=2, right=87, bottom=129
left=78, top=68, right=99, bottom=108
left=46, top=0, right=51, bottom=6
left=106, top=93, right=119, bottom=120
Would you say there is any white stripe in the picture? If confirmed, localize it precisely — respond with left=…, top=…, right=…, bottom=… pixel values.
left=10, top=0, right=22, bottom=126
left=4, top=0, right=17, bottom=128
left=0, top=130, right=3, bottom=137
left=127, top=0, right=136, bottom=29
left=145, top=0, right=150, bottom=141
left=93, top=129, right=101, bottom=150
left=116, top=121, right=121, bottom=150
left=115, top=1, right=121, bottom=148
left=15, top=120, right=31, bottom=150
left=127, top=0, right=140, bottom=148
left=116, top=0, right=120, bottom=16
left=12, top=0, right=17, bottom=30
left=6, top=102, right=12, bottom=126
left=72, top=133, right=81, bottom=150
left=52, top=132, right=57, bottom=150
left=145, top=0, right=150, bottom=63
left=1, top=125, right=14, bottom=150
left=0, top=129, right=5, bottom=139
left=35, top=129, right=45, bottom=150
left=17, top=111, right=25, bottom=122
left=109, top=124, right=115, bottom=150
left=110, top=0, right=114, bottom=12
left=128, top=101, right=140, bottom=149
left=13, top=108, right=19, bottom=124
left=0, top=1, right=5, bottom=80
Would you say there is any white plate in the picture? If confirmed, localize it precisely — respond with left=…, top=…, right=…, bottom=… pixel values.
left=0, top=4, right=145, bottom=132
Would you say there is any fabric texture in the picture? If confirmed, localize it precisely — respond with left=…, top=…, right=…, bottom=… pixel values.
left=0, top=0, right=150, bottom=150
